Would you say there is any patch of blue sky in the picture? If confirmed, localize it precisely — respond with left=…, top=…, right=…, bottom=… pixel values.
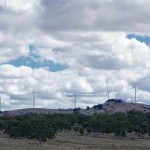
left=8, top=56, right=69, bottom=72
left=8, top=45, right=69, bottom=72
left=127, top=34, right=150, bottom=46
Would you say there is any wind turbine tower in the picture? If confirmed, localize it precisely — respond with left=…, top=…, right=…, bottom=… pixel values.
left=0, top=96, right=1, bottom=111
left=131, top=86, right=137, bottom=103
left=106, top=90, right=111, bottom=100
left=106, top=80, right=111, bottom=100
left=32, top=91, right=35, bottom=108
left=74, top=89, right=77, bottom=109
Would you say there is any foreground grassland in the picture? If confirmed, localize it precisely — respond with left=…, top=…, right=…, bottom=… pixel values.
left=0, top=132, right=150, bottom=150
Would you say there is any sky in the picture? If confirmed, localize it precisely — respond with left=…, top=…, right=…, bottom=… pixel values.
left=1, top=0, right=150, bottom=110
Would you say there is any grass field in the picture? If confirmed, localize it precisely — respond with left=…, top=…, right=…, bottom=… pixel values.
left=0, top=132, right=150, bottom=150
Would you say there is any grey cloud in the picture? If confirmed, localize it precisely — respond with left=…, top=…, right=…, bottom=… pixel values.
left=0, top=2, right=38, bottom=33
left=136, top=76, right=150, bottom=91
left=87, top=55, right=129, bottom=70
left=38, top=0, right=150, bottom=33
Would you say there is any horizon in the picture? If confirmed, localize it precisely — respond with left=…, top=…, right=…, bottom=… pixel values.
left=0, top=98, right=149, bottom=111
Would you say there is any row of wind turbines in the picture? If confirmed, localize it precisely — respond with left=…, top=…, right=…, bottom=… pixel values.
left=0, top=86, right=138, bottom=111
left=67, top=86, right=138, bottom=109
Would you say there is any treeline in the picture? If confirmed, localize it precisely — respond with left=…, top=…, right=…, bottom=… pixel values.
left=0, top=110, right=150, bottom=144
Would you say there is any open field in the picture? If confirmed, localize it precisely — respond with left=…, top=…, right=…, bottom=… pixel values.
left=0, top=132, right=150, bottom=150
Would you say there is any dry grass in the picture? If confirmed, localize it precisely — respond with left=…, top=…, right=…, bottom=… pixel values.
left=0, top=132, right=150, bottom=150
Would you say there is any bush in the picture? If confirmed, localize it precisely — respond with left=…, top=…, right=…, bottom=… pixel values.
left=79, top=127, right=84, bottom=135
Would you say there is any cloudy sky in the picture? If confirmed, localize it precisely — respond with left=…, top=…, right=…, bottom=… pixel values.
left=1, top=0, right=150, bottom=110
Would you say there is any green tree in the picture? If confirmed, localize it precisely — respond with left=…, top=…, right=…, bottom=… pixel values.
left=27, top=118, right=56, bottom=145
left=87, top=127, right=91, bottom=135
left=79, top=127, right=84, bottom=135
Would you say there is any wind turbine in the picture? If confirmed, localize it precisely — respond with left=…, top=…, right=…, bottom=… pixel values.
left=0, top=91, right=4, bottom=111
left=131, top=86, right=137, bottom=103
left=105, top=85, right=112, bottom=100
left=74, top=89, right=77, bottom=109
left=105, top=80, right=112, bottom=100
left=106, top=90, right=111, bottom=100
left=32, top=90, right=35, bottom=108
left=0, top=94, right=2, bottom=112
left=19, top=90, right=36, bottom=108
left=65, top=88, right=79, bottom=109
left=0, top=94, right=2, bottom=111
left=66, top=89, right=104, bottom=108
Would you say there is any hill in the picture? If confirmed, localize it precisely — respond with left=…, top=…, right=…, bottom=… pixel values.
left=82, top=99, right=150, bottom=115
left=1, top=99, right=150, bottom=116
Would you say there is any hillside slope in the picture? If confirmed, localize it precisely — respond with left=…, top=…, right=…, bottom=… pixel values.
left=80, top=99, right=150, bottom=115
left=1, top=99, right=150, bottom=116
